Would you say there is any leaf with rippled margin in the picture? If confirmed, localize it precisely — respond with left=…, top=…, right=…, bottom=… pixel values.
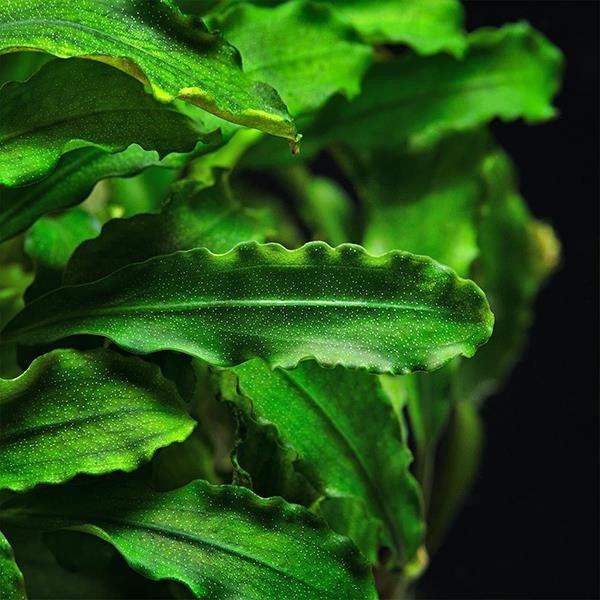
left=243, top=22, right=562, bottom=167
left=64, top=176, right=275, bottom=285
left=1, top=476, right=377, bottom=599
left=3, top=242, right=494, bottom=375
left=0, top=59, right=217, bottom=187
left=223, top=359, right=424, bottom=564
left=0, top=0, right=296, bottom=140
left=210, top=1, right=372, bottom=116
left=0, top=349, right=195, bottom=492
left=0, top=530, right=26, bottom=600
left=328, top=0, right=466, bottom=56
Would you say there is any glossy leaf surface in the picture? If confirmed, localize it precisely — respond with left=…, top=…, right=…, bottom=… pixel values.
left=227, top=359, right=424, bottom=564
left=2, top=477, right=377, bottom=599
left=0, top=349, right=195, bottom=491
left=212, top=0, right=372, bottom=115
left=4, top=242, right=494, bottom=375
left=0, top=0, right=296, bottom=139
left=0, top=530, right=26, bottom=600
left=0, top=59, right=212, bottom=187
left=65, top=177, right=274, bottom=285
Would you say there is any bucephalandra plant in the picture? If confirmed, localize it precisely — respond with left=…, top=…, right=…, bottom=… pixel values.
left=0, top=1, right=562, bottom=598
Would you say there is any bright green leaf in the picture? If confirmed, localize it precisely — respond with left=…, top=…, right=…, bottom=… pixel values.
left=211, top=0, right=372, bottom=115
left=225, top=359, right=424, bottom=563
left=246, top=22, right=562, bottom=165
left=0, top=58, right=215, bottom=187
left=361, top=130, right=493, bottom=276
left=0, top=530, right=26, bottom=600
left=0, top=0, right=296, bottom=139
left=1, top=476, right=377, bottom=599
left=4, top=242, right=494, bottom=375
left=0, top=348, right=195, bottom=492
left=64, top=176, right=275, bottom=285
left=329, top=0, right=466, bottom=56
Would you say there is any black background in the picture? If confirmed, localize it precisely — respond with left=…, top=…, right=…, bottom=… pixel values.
left=420, top=2, right=599, bottom=599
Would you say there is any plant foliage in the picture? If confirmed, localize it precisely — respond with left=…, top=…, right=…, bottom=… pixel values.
left=0, top=1, right=561, bottom=598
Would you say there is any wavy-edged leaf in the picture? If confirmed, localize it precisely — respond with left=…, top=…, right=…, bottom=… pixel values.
left=1, top=476, right=377, bottom=600
left=64, top=176, right=275, bottom=285
left=0, top=50, right=50, bottom=84
left=0, top=530, right=26, bottom=600
left=329, top=0, right=466, bottom=56
left=245, top=22, right=562, bottom=166
left=0, top=348, right=195, bottom=492
left=0, top=58, right=216, bottom=187
left=309, top=23, right=562, bottom=150
left=361, top=130, right=493, bottom=276
left=3, top=242, right=494, bottom=375
left=0, top=145, right=199, bottom=244
left=0, top=0, right=296, bottom=139
left=457, top=152, right=560, bottom=402
left=24, top=209, right=100, bottom=301
left=211, top=0, right=372, bottom=115
left=224, top=359, right=424, bottom=564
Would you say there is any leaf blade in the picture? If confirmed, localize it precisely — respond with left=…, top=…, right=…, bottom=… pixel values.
left=0, top=349, right=195, bottom=492
left=3, top=242, right=494, bottom=375
left=0, top=530, right=26, bottom=600
left=0, top=0, right=296, bottom=139
left=2, top=477, right=377, bottom=600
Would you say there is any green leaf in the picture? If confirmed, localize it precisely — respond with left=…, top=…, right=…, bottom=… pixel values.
left=211, top=0, right=372, bottom=115
left=328, top=0, right=466, bottom=56
left=24, top=209, right=100, bottom=301
left=0, top=348, right=195, bottom=492
left=361, top=130, right=493, bottom=276
left=0, top=58, right=216, bottom=187
left=4, top=242, right=494, bottom=375
left=457, top=152, right=560, bottom=402
left=0, top=50, right=51, bottom=84
left=246, top=22, right=562, bottom=165
left=0, top=145, right=201, bottom=244
left=224, top=359, right=424, bottom=564
left=64, top=175, right=275, bottom=285
left=0, top=530, right=26, bottom=600
left=0, top=0, right=296, bottom=139
left=1, top=477, right=377, bottom=600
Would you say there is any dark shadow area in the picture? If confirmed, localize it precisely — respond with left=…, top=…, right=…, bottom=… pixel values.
left=419, top=2, right=599, bottom=598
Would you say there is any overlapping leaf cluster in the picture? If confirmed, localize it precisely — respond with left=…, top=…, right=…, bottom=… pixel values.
left=0, top=1, right=561, bottom=598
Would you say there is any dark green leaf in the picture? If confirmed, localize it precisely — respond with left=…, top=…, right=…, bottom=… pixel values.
left=4, top=242, right=494, bottom=375
left=0, top=530, right=26, bottom=600
left=0, top=58, right=216, bottom=187
left=211, top=0, right=372, bottom=115
left=0, top=50, right=51, bottom=84
left=0, top=0, right=296, bottom=139
left=224, top=359, right=424, bottom=564
left=64, top=175, right=275, bottom=285
left=2, top=476, right=377, bottom=599
left=0, top=348, right=195, bottom=491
